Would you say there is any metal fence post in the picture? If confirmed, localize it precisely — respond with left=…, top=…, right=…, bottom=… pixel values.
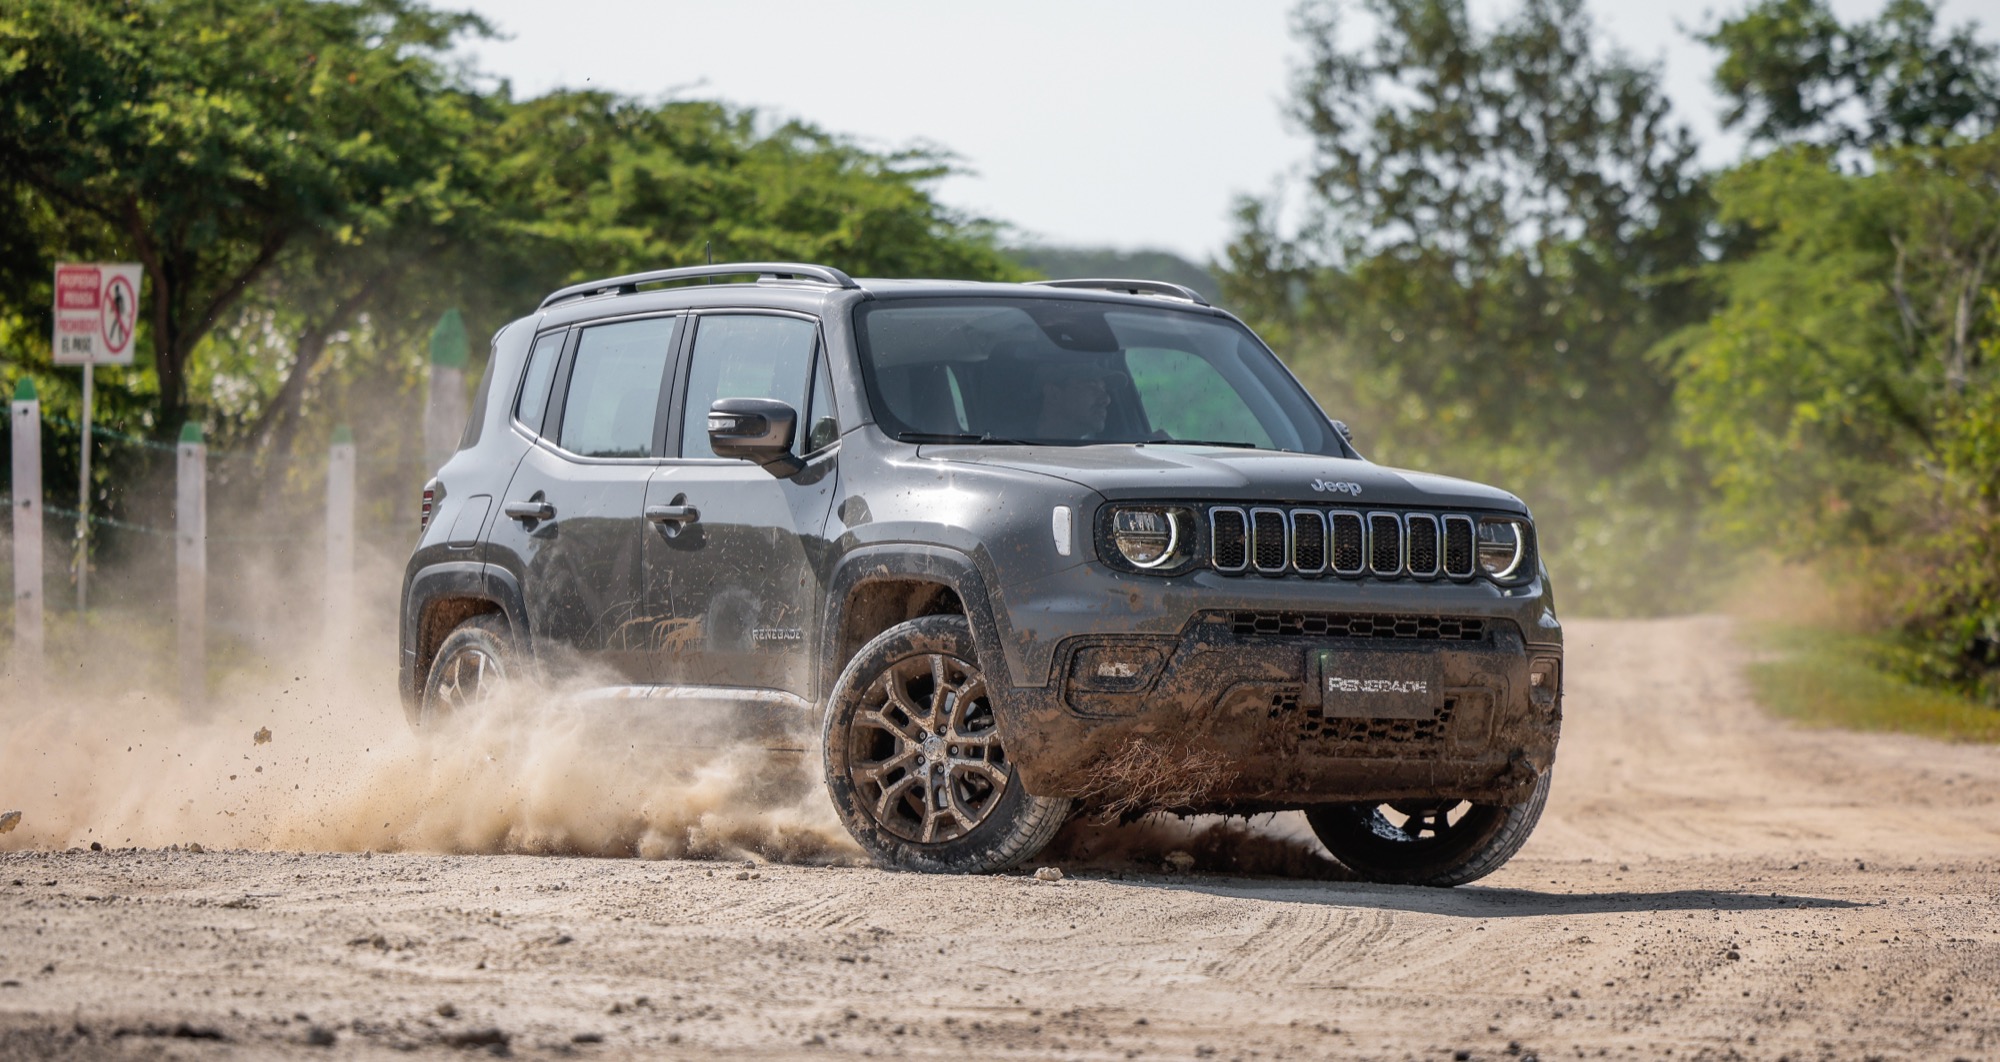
left=176, top=422, right=206, bottom=710
left=423, top=309, right=469, bottom=475
left=325, top=424, right=355, bottom=646
left=10, top=378, right=42, bottom=689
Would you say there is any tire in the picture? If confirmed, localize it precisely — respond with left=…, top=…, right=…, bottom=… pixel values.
left=418, top=614, right=513, bottom=728
left=1304, top=769, right=1553, bottom=887
left=822, top=615, right=1071, bottom=873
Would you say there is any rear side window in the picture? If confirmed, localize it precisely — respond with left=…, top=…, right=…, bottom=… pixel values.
left=514, top=331, right=565, bottom=435
left=557, top=317, right=679, bottom=458
left=679, top=315, right=818, bottom=459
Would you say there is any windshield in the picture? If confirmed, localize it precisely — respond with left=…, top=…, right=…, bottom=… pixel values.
left=852, top=297, right=1344, bottom=454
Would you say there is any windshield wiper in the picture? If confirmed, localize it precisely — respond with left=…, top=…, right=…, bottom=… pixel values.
left=1155, top=438, right=1262, bottom=449
left=895, top=431, right=1031, bottom=445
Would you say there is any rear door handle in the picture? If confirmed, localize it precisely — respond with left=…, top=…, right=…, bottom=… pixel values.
left=504, top=499, right=555, bottom=522
left=646, top=504, right=699, bottom=526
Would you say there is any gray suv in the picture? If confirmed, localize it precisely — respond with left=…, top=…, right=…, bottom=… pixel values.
left=400, top=262, right=1563, bottom=885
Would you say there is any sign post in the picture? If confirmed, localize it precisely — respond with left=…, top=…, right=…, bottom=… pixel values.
left=52, top=263, right=141, bottom=614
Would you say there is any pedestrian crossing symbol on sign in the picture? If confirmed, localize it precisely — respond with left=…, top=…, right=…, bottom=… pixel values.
left=52, top=263, right=143, bottom=366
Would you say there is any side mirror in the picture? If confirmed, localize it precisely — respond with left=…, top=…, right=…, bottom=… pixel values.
left=708, top=397, right=803, bottom=477
left=1332, top=419, right=1354, bottom=446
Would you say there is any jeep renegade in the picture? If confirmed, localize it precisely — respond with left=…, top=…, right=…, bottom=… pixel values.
left=400, top=262, right=1563, bottom=885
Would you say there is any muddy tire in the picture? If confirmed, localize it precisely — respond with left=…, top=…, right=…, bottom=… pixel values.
left=1305, top=770, right=1553, bottom=887
left=418, top=614, right=512, bottom=728
left=823, top=615, right=1071, bottom=873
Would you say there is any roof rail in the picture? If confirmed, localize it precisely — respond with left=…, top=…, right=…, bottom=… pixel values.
left=1023, top=277, right=1210, bottom=306
left=538, top=262, right=859, bottom=311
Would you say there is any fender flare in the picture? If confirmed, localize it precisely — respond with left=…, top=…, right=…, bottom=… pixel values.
left=819, top=545, right=1014, bottom=703
left=398, top=560, right=528, bottom=711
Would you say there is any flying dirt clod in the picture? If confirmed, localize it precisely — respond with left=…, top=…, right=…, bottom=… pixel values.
left=0, top=811, right=20, bottom=834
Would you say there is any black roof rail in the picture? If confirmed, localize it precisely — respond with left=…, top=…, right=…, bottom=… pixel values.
left=538, top=262, right=859, bottom=311
left=1023, top=277, right=1210, bottom=306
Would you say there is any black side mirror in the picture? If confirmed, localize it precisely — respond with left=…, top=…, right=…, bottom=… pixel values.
left=708, top=397, right=803, bottom=477
left=1332, top=419, right=1354, bottom=446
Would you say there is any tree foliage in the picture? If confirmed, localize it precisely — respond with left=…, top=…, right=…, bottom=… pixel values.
left=1223, top=0, right=1715, bottom=611
left=1674, top=139, right=2000, bottom=697
left=1703, top=0, right=2000, bottom=151
left=0, top=0, right=484, bottom=427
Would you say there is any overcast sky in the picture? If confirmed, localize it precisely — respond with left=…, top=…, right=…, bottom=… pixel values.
left=457, top=0, right=1999, bottom=263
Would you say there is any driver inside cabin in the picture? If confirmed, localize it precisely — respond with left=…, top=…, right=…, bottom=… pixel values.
left=1033, top=361, right=1113, bottom=440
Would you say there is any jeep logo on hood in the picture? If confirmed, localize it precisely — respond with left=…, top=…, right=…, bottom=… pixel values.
left=1310, top=479, right=1363, bottom=496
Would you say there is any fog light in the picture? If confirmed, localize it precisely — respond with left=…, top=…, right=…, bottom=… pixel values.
left=1528, top=657, right=1560, bottom=710
left=1069, top=646, right=1165, bottom=692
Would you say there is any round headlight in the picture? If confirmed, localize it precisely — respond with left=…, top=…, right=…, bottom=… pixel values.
left=1111, top=508, right=1183, bottom=569
left=1476, top=518, right=1527, bottom=579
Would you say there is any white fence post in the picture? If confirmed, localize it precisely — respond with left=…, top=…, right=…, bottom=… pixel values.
left=423, top=309, right=468, bottom=475
left=325, top=424, right=355, bottom=647
left=176, top=422, right=206, bottom=710
left=10, top=377, right=42, bottom=689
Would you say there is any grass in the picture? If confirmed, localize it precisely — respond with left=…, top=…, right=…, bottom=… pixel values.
left=1747, top=623, right=2000, bottom=743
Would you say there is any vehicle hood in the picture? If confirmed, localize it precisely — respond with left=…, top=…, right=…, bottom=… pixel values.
left=915, top=443, right=1527, bottom=514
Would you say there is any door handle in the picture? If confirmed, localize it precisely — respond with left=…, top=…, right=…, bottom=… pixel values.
left=646, top=504, right=700, bottom=526
left=504, top=499, right=555, bottom=522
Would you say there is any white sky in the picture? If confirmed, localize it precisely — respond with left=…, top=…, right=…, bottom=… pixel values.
left=458, top=0, right=2000, bottom=263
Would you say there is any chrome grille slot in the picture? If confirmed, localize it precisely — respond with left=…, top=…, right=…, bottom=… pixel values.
left=1250, top=507, right=1289, bottom=574
left=1329, top=511, right=1365, bottom=575
left=1210, top=508, right=1247, bottom=572
left=1200, top=504, right=1508, bottom=582
left=1406, top=513, right=1440, bottom=577
left=1368, top=512, right=1402, bottom=576
left=1290, top=510, right=1327, bottom=574
left=1443, top=515, right=1475, bottom=578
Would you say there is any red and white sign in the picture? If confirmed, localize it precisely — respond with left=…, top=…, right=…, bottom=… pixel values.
left=53, top=263, right=143, bottom=366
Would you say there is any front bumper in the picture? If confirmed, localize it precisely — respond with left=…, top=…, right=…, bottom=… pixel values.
left=986, top=568, right=1563, bottom=809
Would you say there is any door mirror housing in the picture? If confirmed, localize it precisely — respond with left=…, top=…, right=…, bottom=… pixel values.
left=708, top=397, right=803, bottom=477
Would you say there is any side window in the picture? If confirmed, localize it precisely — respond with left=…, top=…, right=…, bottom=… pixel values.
left=1125, top=347, right=1274, bottom=448
left=680, top=315, right=818, bottom=459
left=804, top=353, right=839, bottom=453
left=514, top=330, right=565, bottom=435
left=557, top=316, right=678, bottom=458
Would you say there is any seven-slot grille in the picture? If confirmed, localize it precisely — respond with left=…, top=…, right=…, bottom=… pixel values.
left=1206, top=507, right=1481, bottom=579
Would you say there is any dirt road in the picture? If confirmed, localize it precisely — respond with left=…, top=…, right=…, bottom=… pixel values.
left=3, top=617, right=1998, bottom=1060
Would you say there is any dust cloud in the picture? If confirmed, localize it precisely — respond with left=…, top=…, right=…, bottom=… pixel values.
left=0, top=611, right=859, bottom=865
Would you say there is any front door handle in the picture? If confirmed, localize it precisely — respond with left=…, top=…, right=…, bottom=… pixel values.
left=504, top=499, right=555, bottom=522
left=646, top=504, right=700, bottom=526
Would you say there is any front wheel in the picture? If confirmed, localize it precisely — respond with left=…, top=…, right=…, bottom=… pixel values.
left=822, top=615, right=1070, bottom=873
left=1305, top=770, right=1553, bottom=887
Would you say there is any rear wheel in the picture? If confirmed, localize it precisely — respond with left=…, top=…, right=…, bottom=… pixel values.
left=419, top=614, right=512, bottom=727
left=1305, top=770, right=1552, bottom=887
left=823, top=615, right=1070, bottom=873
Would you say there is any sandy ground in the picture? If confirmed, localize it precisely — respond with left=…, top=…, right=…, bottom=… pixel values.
left=2, top=616, right=1998, bottom=1061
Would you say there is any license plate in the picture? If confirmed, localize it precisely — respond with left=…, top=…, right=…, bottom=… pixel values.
left=1308, top=649, right=1441, bottom=719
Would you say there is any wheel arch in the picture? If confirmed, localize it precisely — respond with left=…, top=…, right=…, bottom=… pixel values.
left=820, top=546, right=1010, bottom=710
left=398, top=561, right=528, bottom=720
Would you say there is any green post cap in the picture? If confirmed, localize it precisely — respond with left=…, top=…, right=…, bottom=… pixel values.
left=331, top=424, right=354, bottom=446
left=178, top=421, right=203, bottom=444
left=429, top=308, right=469, bottom=369
left=12, top=377, right=35, bottom=402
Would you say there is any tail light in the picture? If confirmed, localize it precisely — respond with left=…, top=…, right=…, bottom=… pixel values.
left=420, top=479, right=440, bottom=533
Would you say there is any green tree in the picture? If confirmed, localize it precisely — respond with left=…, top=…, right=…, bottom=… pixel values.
left=1673, top=137, right=2000, bottom=697
left=1702, top=0, right=2000, bottom=152
left=1222, top=0, right=1715, bottom=611
left=0, top=0, right=486, bottom=428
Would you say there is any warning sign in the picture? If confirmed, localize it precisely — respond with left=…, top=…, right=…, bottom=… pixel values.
left=53, top=263, right=143, bottom=366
